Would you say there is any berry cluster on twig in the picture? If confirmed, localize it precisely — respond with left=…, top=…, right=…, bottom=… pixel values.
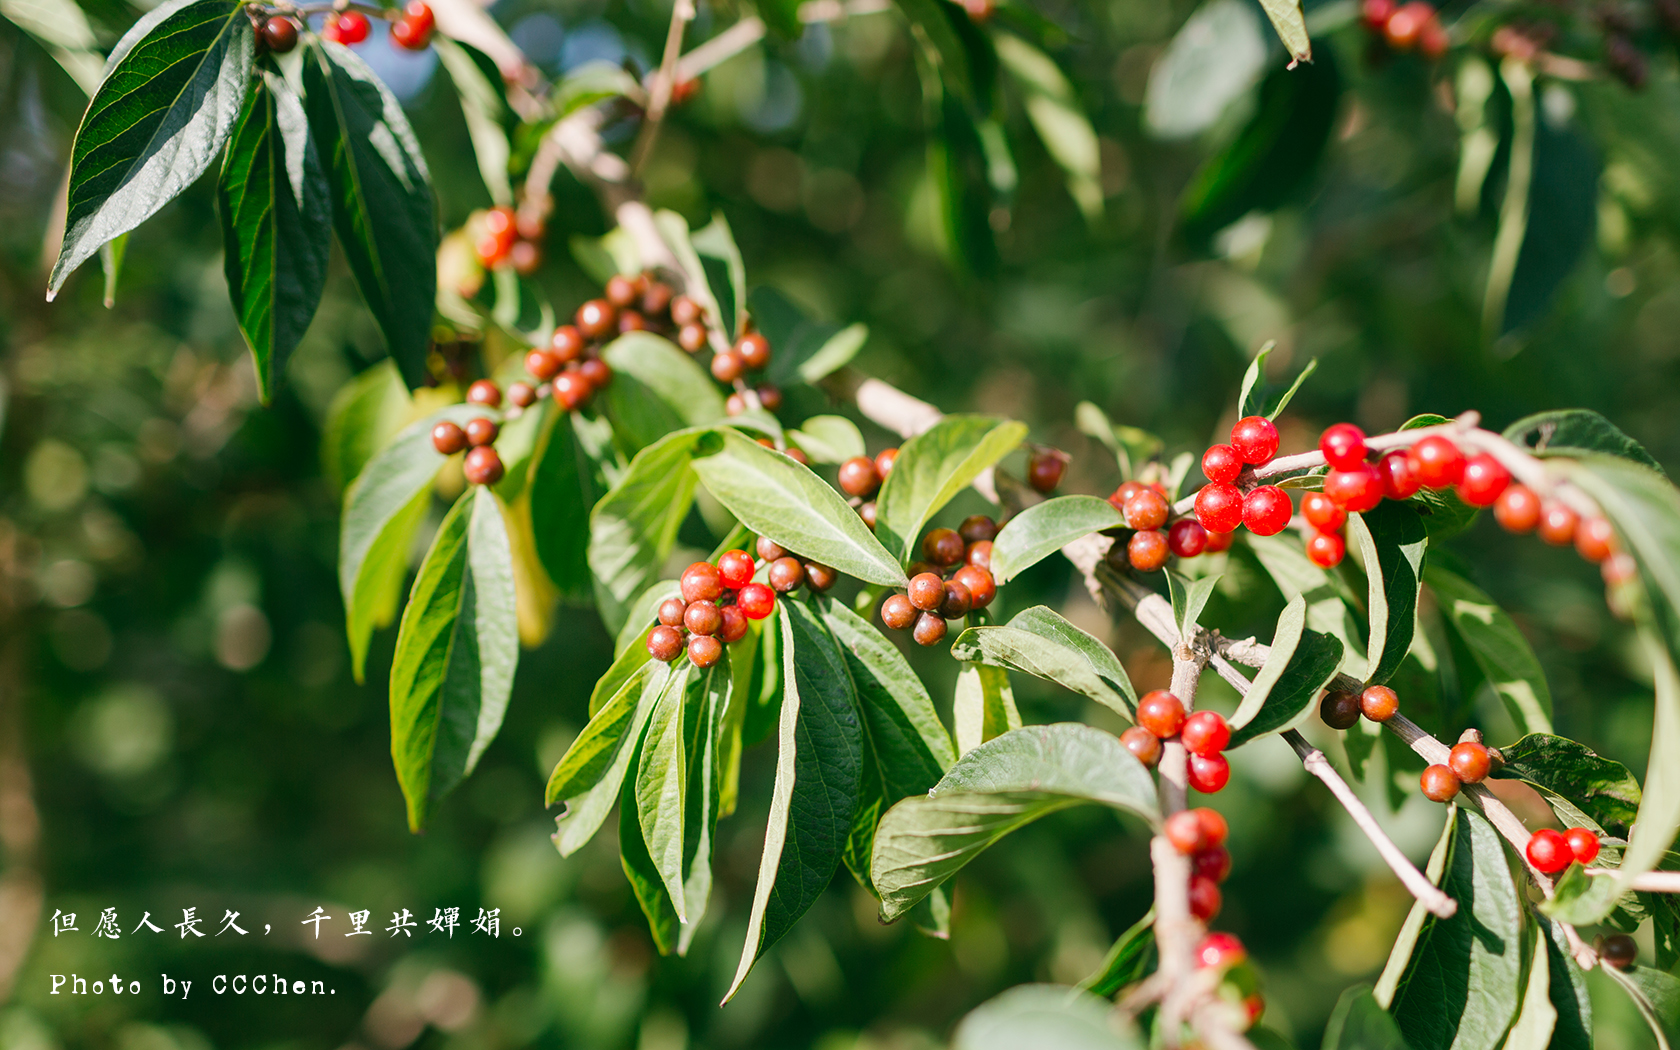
left=647, top=551, right=779, bottom=668
left=879, top=517, right=999, bottom=647
left=1123, top=691, right=1232, bottom=795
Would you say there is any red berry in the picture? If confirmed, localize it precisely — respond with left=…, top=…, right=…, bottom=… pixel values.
left=404, top=0, right=434, bottom=31
left=710, top=350, right=744, bottom=383
left=1494, top=485, right=1542, bottom=533
left=1137, top=690, right=1186, bottom=738
left=737, top=582, right=775, bottom=619
left=680, top=562, right=723, bottom=603
left=550, top=325, right=584, bottom=362
left=1564, top=827, right=1601, bottom=866
left=1362, top=0, right=1396, bottom=28
left=1193, top=845, right=1232, bottom=883
left=1377, top=450, right=1420, bottom=500
left=1230, top=416, right=1280, bottom=465
left=507, top=382, right=536, bottom=408
left=1360, top=685, right=1399, bottom=722
left=1526, top=829, right=1572, bottom=874
left=1188, top=874, right=1222, bottom=920
left=579, top=359, right=612, bottom=390
left=1306, top=530, right=1346, bottom=568
left=838, top=456, right=881, bottom=497
left=389, top=15, right=431, bottom=49
left=1128, top=530, right=1170, bottom=572
left=1196, top=483, right=1244, bottom=534
left=953, top=566, right=996, bottom=610
left=684, top=600, right=723, bottom=637
left=768, top=557, right=805, bottom=593
left=737, top=332, right=772, bottom=370
left=1302, top=491, right=1346, bottom=532
left=670, top=295, right=703, bottom=326
left=321, top=18, right=343, bottom=42
left=553, top=371, right=591, bottom=411
left=923, top=528, right=966, bottom=567
left=1188, top=753, right=1230, bottom=793
left=719, top=604, right=749, bottom=644
left=678, top=323, right=708, bottom=353
left=1182, top=712, right=1230, bottom=756
left=1448, top=741, right=1492, bottom=783
left=1165, top=810, right=1208, bottom=854
left=1575, top=518, right=1616, bottom=564
left=1538, top=502, right=1580, bottom=546
left=965, top=540, right=993, bottom=571
left=908, top=572, right=945, bottom=611
left=575, top=299, right=616, bottom=341
left=462, top=446, right=503, bottom=485
left=1408, top=436, right=1465, bottom=489
left=688, top=634, right=723, bottom=668
left=1242, top=486, right=1293, bottom=536
left=874, top=448, right=899, bottom=478
left=1323, top=464, right=1384, bottom=513
left=717, top=549, right=755, bottom=589
left=1202, top=444, right=1243, bottom=485
left=1203, top=529, right=1234, bottom=553
left=1196, top=807, right=1228, bottom=847
left=881, top=593, right=917, bottom=630
left=464, top=417, right=498, bottom=447
left=431, top=421, right=467, bottom=455
left=1027, top=450, right=1067, bottom=493
left=1168, top=519, right=1208, bottom=558
left=912, top=611, right=948, bottom=647
left=1196, top=931, right=1246, bottom=969
left=1385, top=1, right=1435, bottom=50
left=1124, top=490, right=1170, bottom=531
left=604, top=274, right=638, bottom=308
left=647, top=625, right=684, bottom=662
left=466, top=379, right=502, bottom=407
left=1457, top=454, right=1511, bottom=507
left=1320, top=424, right=1367, bottom=471
left=1122, top=726, right=1161, bottom=768
left=1420, top=764, right=1460, bottom=803
left=336, top=10, right=370, bottom=42
left=1107, top=480, right=1146, bottom=513
left=260, top=15, right=299, bottom=52
left=657, top=598, right=686, bottom=628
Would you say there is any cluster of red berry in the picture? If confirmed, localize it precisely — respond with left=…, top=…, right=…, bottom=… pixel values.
left=837, top=449, right=896, bottom=527
left=707, top=327, right=781, bottom=419
left=1362, top=0, right=1448, bottom=58
left=319, top=9, right=371, bottom=43
left=471, top=206, right=545, bottom=276
left=1192, top=415, right=1296, bottom=548
left=1121, top=691, right=1232, bottom=794
left=879, top=518, right=999, bottom=647
left=1165, top=807, right=1234, bottom=922
left=646, top=552, right=781, bottom=669
left=1104, top=479, right=1231, bottom=574
left=388, top=0, right=435, bottom=49
left=430, top=379, right=522, bottom=485
left=1525, top=826, right=1601, bottom=874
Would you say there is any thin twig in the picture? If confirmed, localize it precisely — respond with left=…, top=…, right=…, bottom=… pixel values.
left=630, top=0, right=695, bottom=176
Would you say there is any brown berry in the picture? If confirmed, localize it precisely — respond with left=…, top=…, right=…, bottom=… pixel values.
left=952, top=566, right=995, bottom=609
left=1448, top=741, right=1491, bottom=783
left=1027, top=449, right=1067, bottom=493
left=756, top=385, right=782, bottom=412
left=647, top=625, right=684, bottom=662
left=466, top=379, right=502, bottom=407
left=617, top=310, right=646, bottom=333
left=658, top=597, right=687, bottom=628
left=509, top=240, right=541, bottom=276
left=605, top=274, right=638, bottom=307
left=737, top=332, right=772, bottom=370
left=1360, top=685, right=1399, bottom=722
left=959, top=516, right=998, bottom=543
left=756, top=536, right=786, bottom=562
left=804, top=562, right=838, bottom=592
left=1602, top=933, right=1638, bottom=970
left=923, top=528, right=966, bottom=567
left=912, top=611, right=948, bottom=646
left=684, top=600, right=723, bottom=637
left=908, top=572, right=945, bottom=611
left=465, top=417, right=499, bottom=447
left=670, top=295, right=703, bottom=326
left=575, top=299, right=616, bottom=341
left=965, top=541, right=992, bottom=571
left=725, top=393, right=747, bottom=416
left=1320, top=690, right=1362, bottom=730
left=711, top=351, right=744, bottom=383
left=1420, top=764, right=1461, bottom=803
left=881, top=593, right=917, bottom=630
left=688, top=634, right=723, bottom=668
left=768, top=557, right=805, bottom=593
left=838, top=456, right=881, bottom=497
left=784, top=447, right=810, bottom=466
left=551, top=325, right=584, bottom=362
left=432, top=421, right=467, bottom=455
left=1128, top=530, right=1169, bottom=572
left=463, top=446, right=504, bottom=485
left=507, top=381, right=537, bottom=408
left=939, top=580, right=973, bottom=619
left=1121, top=726, right=1161, bottom=767
left=641, top=281, right=673, bottom=316
left=859, top=502, right=878, bottom=529
left=680, top=562, right=724, bottom=603
left=260, top=15, right=299, bottom=52
left=678, top=323, right=708, bottom=353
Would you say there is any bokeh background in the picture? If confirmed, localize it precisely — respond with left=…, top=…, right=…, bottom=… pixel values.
left=3, top=0, right=1680, bottom=1045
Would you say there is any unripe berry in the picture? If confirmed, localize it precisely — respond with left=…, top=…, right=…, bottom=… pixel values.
left=953, top=566, right=996, bottom=609
left=804, top=562, right=838, bottom=592
left=432, top=421, right=467, bottom=455
left=1165, top=810, right=1209, bottom=853
left=908, top=572, right=945, bottom=611
left=1456, top=454, right=1511, bottom=507
left=1242, top=486, right=1293, bottom=536
left=1306, top=529, right=1346, bottom=569
left=1526, top=828, right=1571, bottom=873
left=1202, top=444, right=1243, bottom=485
left=647, top=624, right=684, bottom=662
left=1188, top=874, right=1222, bottom=920
left=1182, top=712, right=1231, bottom=756
left=1324, top=464, right=1383, bottom=513
left=1230, top=415, right=1280, bottom=465
left=1188, top=752, right=1230, bottom=793
left=466, top=379, right=502, bottom=407
left=550, top=325, right=584, bottom=362
left=1360, top=685, right=1399, bottom=722
left=881, top=593, right=917, bottom=630
left=463, top=446, right=504, bottom=485
left=718, top=604, right=748, bottom=644
left=1602, top=933, right=1638, bottom=970
left=838, top=456, right=881, bottom=497
left=1564, top=827, right=1600, bottom=865
left=737, top=332, right=772, bottom=370
left=1196, top=932, right=1246, bottom=969
left=575, top=299, right=616, bottom=341
left=912, top=611, right=948, bottom=647
left=1168, top=519, right=1208, bottom=558
left=658, top=597, right=687, bottom=628
left=1196, top=483, right=1244, bottom=534
left=680, top=561, right=724, bottom=603
left=1420, top=764, right=1460, bottom=802
left=688, top=634, right=723, bottom=668
left=1128, top=530, right=1169, bottom=572
left=737, top=582, right=775, bottom=619
left=1537, top=502, right=1580, bottom=546
left=1136, top=690, right=1186, bottom=738
left=684, top=600, right=723, bottom=637
left=1027, top=449, right=1068, bottom=493
left=1377, top=450, right=1420, bottom=500
left=1494, top=485, right=1542, bottom=533
left=768, top=557, right=805, bottom=593
left=965, top=540, right=993, bottom=571
left=1408, top=436, right=1465, bottom=489
left=465, top=417, right=498, bottom=447
left=1194, top=845, right=1232, bottom=883
left=1320, top=423, right=1368, bottom=471
left=1121, top=726, right=1161, bottom=767
left=1124, top=490, right=1170, bottom=531
left=1320, top=690, right=1362, bottom=730
left=1302, top=492, right=1347, bottom=532
left=923, top=528, right=966, bottom=567
left=717, top=549, right=755, bottom=589
left=960, top=516, right=998, bottom=543
left=1448, top=741, right=1491, bottom=783
left=1575, top=518, right=1616, bottom=564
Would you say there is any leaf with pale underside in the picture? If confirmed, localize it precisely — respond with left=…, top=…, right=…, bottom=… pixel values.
left=950, top=606, right=1135, bottom=718
left=990, top=495, right=1123, bottom=584
left=1227, top=595, right=1344, bottom=747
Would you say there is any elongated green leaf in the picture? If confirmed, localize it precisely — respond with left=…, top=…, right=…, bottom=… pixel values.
left=871, top=723, right=1157, bottom=922
left=1144, top=0, right=1267, bottom=142
left=724, top=600, right=863, bottom=1002
left=303, top=40, right=437, bottom=387
left=1390, top=809, right=1524, bottom=1050
left=637, top=662, right=691, bottom=920
left=600, top=333, right=727, bottom=454
left=1323, top=987, right=1408, bottom=1050
left=530, top=409, right=607, bottom=599
left=1605, top=964, right=1680, bottom=1050
left=1236, top=340, right=1317, bottom=422
left=48, top=0, right=253, bottom=295
left=1168, top=572, right=1220, bottom=639
left=588, top=429, right=704, bottom=634
left=1425, top=565, right=1553, bottom=735
left=954, top=664, right=1019, bottom=758
left=1501, top=932, right=1556, bottom=1050
left=787, top=416, right=866, bottom=465
left=340, top=403, right=488, bottom=680
left=1543, top=919, right=1592, bottom=1050
left=678, top=655, right=729, bottom=952
left=955, top=984, right=1138, bottom=1050
left=893, top=0, right=995, bottom=108
left=618, top=717, right=679, bottom=955
left=653, top=209, right=725, bottom=337
left=1349, top=501, right=1427, bottom=685
left=320, top=360, right=411, bottom=495
left=990, top=496, right=1124, bottom=584
left=799, top=324, right=868, bottom=383
left=1610, top=629, right=1680, bottom=915
left=1491, top=733, right=1640, bottom=833
left=691, top=212, right=746, bottom=340
left=1560, top=455, right=1680, bottom=665
left=874, top=415, right=1028, bottom=564
left=692, top=428, right=906, bottom=587
left=1228, top=596, right=1345, bottom=747
left=434, top=38, right=512, bottom=205
left=1503, top=410, right=1662, bottom=474
left=388, top=487, right=518, bottom=831
left=218, top=71, right=331, bottom=404
left=0, top=0, right=103, bottom=93
left=1247, top=532, right=1363, bottom=668
left=1258, top=0, right=1310, bottom=64
left=546, top=662, right=651, bottom=806
left=1376, top=811, right=1455, bottom=1008
left=993, top=34, right=1100, bottom=220
left=551, top=661, right=668, bottom=856
left=1080, top=908, right=1154, bottom=998
left=951, top=605, right=1135, bottom=717
left=552, top=60, right=641, bottom=117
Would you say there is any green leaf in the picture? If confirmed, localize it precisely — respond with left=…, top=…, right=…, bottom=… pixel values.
left=550, top=661, right=667, bottom=856
left=388, top=487, right=518, bottom=832
left=1257, top=0, right=1311, bottom=64
left=0, top=0, right=104, bottom=94
left=691, top=212, right=746, bottom=341
left=993, top=34, right=1101, bottom=220
left=100, top=233, right=126, bottom=307
left=724, top=600, right=864, bottom=1003
left=1608, top=629, right=1680, bottom=917
left=893, top=0, right=996, bottom=108
left=218, top=70, right=331, bottom=405
left=637, top=658, right=694, bottom=920
left=48, top=0, right=253, bottom=296
left=547, top=660, right=651, bottom=806
left=1237, top=344, right=1321, bottom=424
left=787, top=415, right=866, bottom=465
left=1375, top=810, right=1455, bottom=1008
left=1501, top=930, right=1557, bottom=1050
left=873, top=415, right=1027, bottom=564
left=435, top=38, right=513, bottom=206
left=753, top=0, right=802, bottom=39
left=678, top=650, right=730, bottom=952
left=990, top=495, right=1124, bottom=584
left=1390, top=808, right=1524, bottom=1050
left=746, top=286, right=865, bottom=386
left=1228, top=596, right=1345, bottom=747
left=552, top=60, right=641, bottom=117
left=1539, top=864, right=1621, bottom=925
left=1604, top=964, right=1680, bottom=1050
left=588, top=430, right=702, bottom=634
left=618, top=712, right=680, bottom=955
left=951, top=606, right=1135, bottom=717
left=954, top=984, right=1139, bottom=1050
left=320, top=360, right=411, bottom=495
left=340, top=403, right=487, bottom=681
left=1503, top=410, right=1662, bottom=475
left=1247, top=532, right=1363, bottom=666
left=1491, top=733, right=1641, bottom=833
left=799, top=323, right=868, bottom=383
left=1322, top=987, right=1408, bottom=1050
left=1079, top=908, right=1154, bottom=998
left=530, top=409, right=607, bottom=600
left=954, top=663, right=1020, bottom=758
left=599, top=332, right=727, bottom=454
left=925, top=87, right=1000, bottom=280
left=303, top=40, right=438, bottom=387
left=871, top=723, right=1157, bottom=922
left=1542, top=919, right=1592, bottom=1050
left=691, top=428, right=906, bottom=587
left=1168, top=571, right=1220, bottom=639
left=1143, top=0, right=1267, bottom=141
left=1348, top=501, right=1427, bottom=685
left=1425, top=565, right=1553, bottom=736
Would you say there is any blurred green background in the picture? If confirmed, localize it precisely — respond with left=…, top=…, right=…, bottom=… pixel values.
left=4, top=0, right=1680, bottom=1045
